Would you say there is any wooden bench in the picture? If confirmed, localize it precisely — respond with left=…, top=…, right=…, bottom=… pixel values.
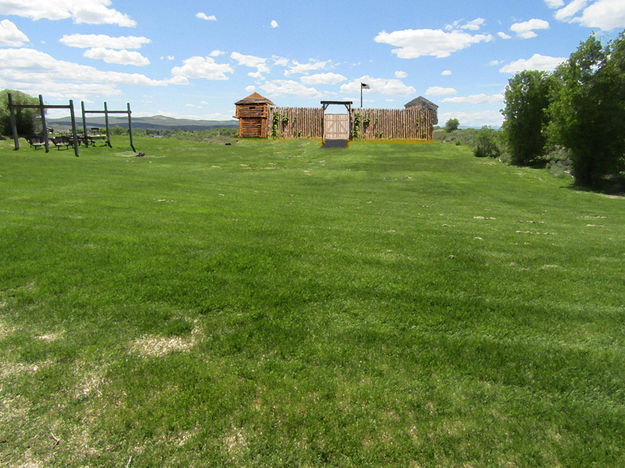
left=50, top=136, right=72, bottom=150
left=27, top=136, right=45, bottom=150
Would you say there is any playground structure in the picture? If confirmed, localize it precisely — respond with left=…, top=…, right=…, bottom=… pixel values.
left=81, top=101, right=136, bottom=152
left=8, top=93, right=80, bottom=157
left=7, top=93, right=136, bottom=156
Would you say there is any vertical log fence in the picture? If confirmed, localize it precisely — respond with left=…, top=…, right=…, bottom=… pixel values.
left=266, top=106, right=434, bottom=141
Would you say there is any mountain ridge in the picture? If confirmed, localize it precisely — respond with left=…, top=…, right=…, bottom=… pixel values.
left=47, top=115, right=237, bottom=131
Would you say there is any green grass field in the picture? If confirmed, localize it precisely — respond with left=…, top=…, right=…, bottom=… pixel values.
left=1, top=136, right=624, bottom=466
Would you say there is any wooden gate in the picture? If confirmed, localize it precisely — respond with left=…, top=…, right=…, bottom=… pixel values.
left=324, top=114, right=349, bottom=141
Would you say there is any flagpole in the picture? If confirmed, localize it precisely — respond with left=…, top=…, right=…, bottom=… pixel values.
left=360, top=85, right=363, bottom=109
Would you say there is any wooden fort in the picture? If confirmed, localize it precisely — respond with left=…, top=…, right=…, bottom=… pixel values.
left=234, top=92, right=274, bottom=138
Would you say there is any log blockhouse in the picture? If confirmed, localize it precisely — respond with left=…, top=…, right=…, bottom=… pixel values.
left=234, top=92, right=274, bottom=138
left=404, top=96, right=439, bottom=125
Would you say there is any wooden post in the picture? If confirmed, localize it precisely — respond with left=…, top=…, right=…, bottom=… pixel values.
left=39, top=95, right=50, bottom=153
left=8, top=93, right=19, bottom=150
left=81, top=101, right=89, bottom=147
left=69, top=100, right=79, bottom=157
left=104, top=102, right=112, bottom=148
left=127, top=102, right=136, bottom=152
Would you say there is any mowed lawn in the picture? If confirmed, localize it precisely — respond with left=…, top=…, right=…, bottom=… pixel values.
left=1, top=135, right=624, bottom=466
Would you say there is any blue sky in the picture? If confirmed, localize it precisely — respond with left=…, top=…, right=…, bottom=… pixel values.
left=1, top=0, right=624, bottom=126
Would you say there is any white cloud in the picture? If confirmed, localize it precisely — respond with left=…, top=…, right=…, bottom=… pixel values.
left=510, top=19, right=550, bottom=39
left=554, top=0, right=589, bottom=21
left=499, top=53, right=566, bottom=73
left=209, top=50, right=225, bottom=57
left=461, top=18, right=486, bottom=31
left=497, top=31, right=512, bottom=39
left=0, top=0, right=136, bottom=27
left=160, top=55, right=175, bottom=61
left=270, top=19, right=278, bottom=28
left=374, top=28, right=493, bottom=59
left=171, top=56, right=234, bottom=82
left=425, top=86, right=457, bottom=96
left=574, top=0, right=625, bottom=30
left=340, top=76, right=415, bottom=96
left=441, top=69, right=452, bottom=76
left=0, top=19, right=28, bottom=46
left=439, top=110, right=503, bottom=127
left=0, top=47, right=172, bottom=101
left=60, top=34, right=150, bottom=50
left=83, top=47, right=150, bottom=66
left=550, top=0, right=625, bottom=30
left=196, top=12, right=216, bottom=21
left=261, top=80, right=322, bottom=98
left=231, top=52, right=268, bottom=70
left=445, top=18, right=485, bottom=31
left=394, top=71, right=408, bottom=78
left=442, top=93, right=504, bottom=104
left=300, top=72, right=347, bottom=85
left=272, top=56, right=289, bottom=67
left=245, top=85, right=256, bottom=92
left=285, top=59, right=330, bottom=76
left=489, top=59, right=503, bottom=66
left=231, top=51, right=270, bottom=78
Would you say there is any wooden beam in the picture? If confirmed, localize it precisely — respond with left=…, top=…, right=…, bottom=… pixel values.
left=127, top=102, right=136, bottom=152
left=8, top=93, right=19, bottom=150
left=39, top=95, right=50, bottom=153
left=69, top=100, right=80, bottom=157
left=81, top=101, right=89, bottom=147
left=104, top=102, right=112, bottom=148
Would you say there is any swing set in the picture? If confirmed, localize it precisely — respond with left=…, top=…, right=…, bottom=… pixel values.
left=7, top=93, right=136, bottom=157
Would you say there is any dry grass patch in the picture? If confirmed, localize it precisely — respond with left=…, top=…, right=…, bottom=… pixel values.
left=0, top=359, right=53, bottom=380
left=130, top=323, right=200, bottom=357
left=223, top=427, right=249, bottom=460
left=35, top=331, right=63, bottom=342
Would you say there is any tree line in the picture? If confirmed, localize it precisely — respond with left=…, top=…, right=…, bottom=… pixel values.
left=502, top=31, right=625, bottom=189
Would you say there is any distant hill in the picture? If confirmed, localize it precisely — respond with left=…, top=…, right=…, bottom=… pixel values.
left=47, top=114, right=238, bottom=131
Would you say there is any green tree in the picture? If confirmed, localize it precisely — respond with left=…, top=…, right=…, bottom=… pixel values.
left=445, top=118, right=459, bottom=132
left=548, top=33, right=625, bottom=187
left=502, top=70, right=553, bottom=166
left=0, top=89, right=40, bottom=137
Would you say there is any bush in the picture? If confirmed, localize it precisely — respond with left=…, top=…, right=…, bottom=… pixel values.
left=543, top=146, right=573, bottom=178
left=0, top=89, right=40, bottom=137
left=445, top=118, right=460, bottom=132
left=109, top=126, right=126, bottom=135
left=473, top=126, right=501, bottom=158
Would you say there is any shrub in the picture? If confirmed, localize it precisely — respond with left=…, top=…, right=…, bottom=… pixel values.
left=445, top=118, right=460, bottom=132
left=543, top=145, right=573, bottom=178
left=474, top=126, right=501, bottom=158
left=0, top=89, right=40, bottom=137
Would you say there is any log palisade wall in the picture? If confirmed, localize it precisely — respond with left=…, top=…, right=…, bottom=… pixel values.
left=267, top=107, right=324, bottom=139
left=267, top=106, right=434, bottom=140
